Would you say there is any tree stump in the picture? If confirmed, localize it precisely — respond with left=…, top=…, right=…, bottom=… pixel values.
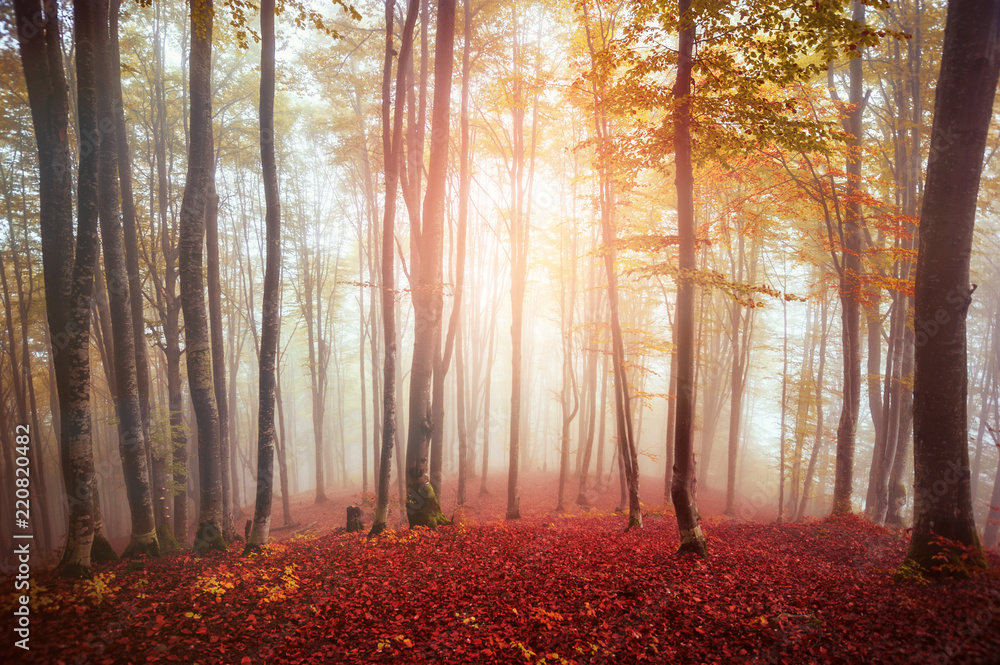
left=346, top=506, right=364, bottom=533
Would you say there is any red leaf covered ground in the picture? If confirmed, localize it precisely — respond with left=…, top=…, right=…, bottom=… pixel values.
left=4, top=473, right=1000, bottom=664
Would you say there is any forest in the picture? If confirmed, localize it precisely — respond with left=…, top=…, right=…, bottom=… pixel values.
left=2, top=0, right=1000, bottom=661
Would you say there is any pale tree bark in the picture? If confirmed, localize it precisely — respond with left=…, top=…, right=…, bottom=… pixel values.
left=246, top=0, right=281, bottom=551
left=796, top=295, right=830, bottom=521
left=370, top=0, right=419, bottom=536
left=274, top=310, right=293, bottom=526
left=906, top=0, right=1000, bottom=574
left=504, top=0, right=532, bottom=521
left=576, top=232, right=601, bottom=506
left=179, top=0, right=226, bottom=553
left=94, top=0, right=158, bottom=558
left=556, top=219, right=580, bottom=513
left=670, top=0, right=706, bottom=556
left=207, top=166, right=233, bottom=541
left=479, top=294, right=497, bottom=496
left=405, top=0, right=456, bottom=528
left=724, top=231, right=755, bottom=516
left=454, top=0, right=475, bottom=508
left=885, top=6, right=922, bottom=528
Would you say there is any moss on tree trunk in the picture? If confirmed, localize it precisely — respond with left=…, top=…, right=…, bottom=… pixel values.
left=407, top=482, right=451, bottom=529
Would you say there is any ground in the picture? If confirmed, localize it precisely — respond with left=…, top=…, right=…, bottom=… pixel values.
left=3, top=472, right=1000, bottom=664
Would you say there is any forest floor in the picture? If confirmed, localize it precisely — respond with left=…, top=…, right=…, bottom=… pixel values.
left=3, top=471, right=1000, bottom=664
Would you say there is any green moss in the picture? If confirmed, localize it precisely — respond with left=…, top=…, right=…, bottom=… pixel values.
left=156, top=521, right=182, bottom=554
left=677, top=525, right=708, bottom=558
left=892, top=559, right=929, bottom=585
left=406, top=482, right=451, bottom=529
left=193, top=520, right=229, bottom=554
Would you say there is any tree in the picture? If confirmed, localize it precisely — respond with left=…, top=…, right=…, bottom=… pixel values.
left=905, top=0, right=1000, bottom=575
left=178, top=0, right=226, bottom=553
left=670, top=0, right=707, bottom=557
left=371, top=0, right=420, bottom=536
left=246, top=0, right=281, bottom=552
left=111, top=0, right=162, bottom=547
left=404, top=0, right=456, bottom=528
left=94, top=0, right=159, bottom=558
left=829, top=1, right=866, bottom=516
left=13, top=0, right=106, bottom=577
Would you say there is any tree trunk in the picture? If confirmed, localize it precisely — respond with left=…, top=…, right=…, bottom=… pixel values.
left=479, top=299, right=497, bottom=496
left=670, top=0, right=706, bottom=556
left=246, top=0, right=281, bottom=552
left=40, top=0, right=104, bottom=577
left=556, top=214, right=579, bottom=513
left=110, top=0, right=160, bottom=541
left=906, top=0, right=1000, bottom=574
left=207, top=163, right=233, bottom=541
left=796, top=296, right=829, bottom=521
left=151, top=9, right=187, bottom=542
left=273, top=312, right=293, bottom=526
left=179, top=0, right=225, bottom=553
left=94, top=0, right=158, bottom=558
left=405, top=0, right=456, bottom=528
left=831, top=0, right=865, bottom=516
left=370, top=0, right=419, bottom=535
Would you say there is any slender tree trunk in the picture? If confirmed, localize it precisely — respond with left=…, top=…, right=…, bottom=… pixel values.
left=246, top=0, right=281, bottom=551
left=405, top=0, right=456, bottom=528
left=670, top=0, right=706, bottom=556
left=778, top=296, right=789, bottom=523
left=110, top=0, right=160, bottom=542
left=179, top=0, right=225, bottom=553
left=151, top=11, right=187, bottom=542
left=454, top=0, right=474, bottom=508
left=370, top=0, right=418, bottom=535
left=576, top=256, right=600, bottom=505
left=906, top=0, right=1000, bottom=574
left=479, top=300, right=496, bottom=496
left=832, top=0, right=865, bottom=515
left=274, top=315, right=293, bottom=526
left=970, top=315, right=997, bottom=502
left=556, top=218, right=579, bottom=512
left=664, top=312, right=677, bottom=504
left=207, top=163, right=233, bottom=542
left=797, top=296, right=830, bottom=521
left=595, top=339, right=609, bottom=490
left=94, top=0, right=158, bottom=558
left=724, top=231, right=751, bottom=515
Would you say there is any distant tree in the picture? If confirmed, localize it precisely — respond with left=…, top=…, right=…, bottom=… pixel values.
left=906, top=0, right=1000, bottom=575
